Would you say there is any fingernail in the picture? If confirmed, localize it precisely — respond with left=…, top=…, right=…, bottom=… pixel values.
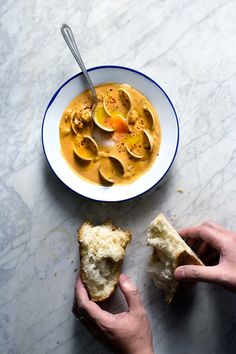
left=175, top=268, right=185, bottom=279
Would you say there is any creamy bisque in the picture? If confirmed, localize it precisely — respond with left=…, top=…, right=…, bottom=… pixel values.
left=59, top=83, right=161, bottom=185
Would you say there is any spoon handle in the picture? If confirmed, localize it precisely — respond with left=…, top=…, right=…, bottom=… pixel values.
left=61, top=23, right=97, bottom=104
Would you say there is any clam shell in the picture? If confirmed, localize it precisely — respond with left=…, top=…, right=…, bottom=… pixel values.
left=103, top=94, right=114, bottom=116
left=103, top=88, right=131, bottom=116
left=125, top=129, right=154, bottom=159
left=73, top=135, right=98, bottom=161
left=109, top=156, right=125, bottom=176
left=118, top=88, right=131, bottom=111
left=143, top=129, right=154, bottom=152
left=143, top=105, right=154, bottom=129
left=125, top=132, right=144, bottom=159
left=98, top=156, right=125, bottom=185
left=98, top=166, right=115, bottom=184
left=71, top=111, right=93, bottom=135
left=125, top=143, right=143, bottom=159
left=93, top=104, right=115, bottom=132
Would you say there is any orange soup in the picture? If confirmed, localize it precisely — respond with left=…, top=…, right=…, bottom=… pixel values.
left=59, top=83, right=161, bottom=185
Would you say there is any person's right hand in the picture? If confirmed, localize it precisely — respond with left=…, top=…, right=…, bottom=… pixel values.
left=174, top=221, right=236, bottom=293
left=73, top=274, right=154, bottom=354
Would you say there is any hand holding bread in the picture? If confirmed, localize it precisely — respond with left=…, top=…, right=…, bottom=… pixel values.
left=175, top=221, right=236, bottom=293
left=147, top=213, right=203, bottom=303
left=73, top=274, right=154, bottom=354
left=74, top=215, right=236, bottom=354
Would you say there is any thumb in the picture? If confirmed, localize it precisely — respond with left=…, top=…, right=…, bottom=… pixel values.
left=174, top=265, right=219, bottom=283
left=119, top=274, right=142, bottom=312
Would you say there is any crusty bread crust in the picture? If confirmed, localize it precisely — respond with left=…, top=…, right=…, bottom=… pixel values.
left=78, top=220, right=131, bottom=302
left=147, top=213, right=204, bottom=303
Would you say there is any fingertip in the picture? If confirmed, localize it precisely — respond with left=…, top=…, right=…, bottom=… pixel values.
left=174, top=267, right=186, bottom=281
left=74, top=277, right=81, bottom=292
left=179, top=226, right=201, bottom=238
left=119, top=274, right=137, bottom=292
left=75, top=275, right=81, bottom=286
left=178, top=228, right=189, bottom=237
left=75, top=278, right=90, bottom=302
left=75, top=277, right=85, bottom=290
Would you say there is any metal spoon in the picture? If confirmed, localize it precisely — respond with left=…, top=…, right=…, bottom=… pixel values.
left=60, top=23, right=98, bottom=106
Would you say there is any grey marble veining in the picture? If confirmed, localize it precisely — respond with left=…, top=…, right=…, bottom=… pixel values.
left=1, top=0, right=236, bottom=353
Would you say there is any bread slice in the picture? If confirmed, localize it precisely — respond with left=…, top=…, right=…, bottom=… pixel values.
left=147, top=213, right=203, bottom=303
left=78, top=220, right=131, bottom=302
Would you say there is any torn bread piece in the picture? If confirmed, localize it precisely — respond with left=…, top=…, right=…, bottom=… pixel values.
left=78, top=220, right=131, bottom=302
left=147, top=213, right=204, bottom=304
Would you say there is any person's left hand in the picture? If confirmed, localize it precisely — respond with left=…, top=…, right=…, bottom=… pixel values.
left=72, top=274, right=154, bottom=354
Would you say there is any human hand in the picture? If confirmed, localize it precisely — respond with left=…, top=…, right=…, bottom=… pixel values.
left=72, top=274, right=154, bottom=354
left=174, top=221, right=236, bottom=293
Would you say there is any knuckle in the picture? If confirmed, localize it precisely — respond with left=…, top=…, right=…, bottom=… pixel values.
left=99, top=320, right=109, bottom=329
left=202, top=220, right=213, bottom=228
left=126, top=287, right=140, bottom=299
left=99, top=319, right=115, bottom=334
left=199, top=224, right=209, bottom=232
left=129, top=288, right=139, bottom=297
left=199, top=225, right=211, bottom=237
left=138, top=309, right=148, bottom=320
left=189, top=268, right=201, bottom=279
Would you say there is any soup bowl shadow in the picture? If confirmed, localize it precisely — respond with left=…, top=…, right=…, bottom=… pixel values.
left=42, top=154, right=175, bottom=228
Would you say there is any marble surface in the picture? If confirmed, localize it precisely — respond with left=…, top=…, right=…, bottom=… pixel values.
left=1, top=0, right=236, bottom=353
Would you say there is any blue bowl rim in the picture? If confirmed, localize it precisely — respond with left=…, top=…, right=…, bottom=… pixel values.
left=41, top=64, right=179, bottom=203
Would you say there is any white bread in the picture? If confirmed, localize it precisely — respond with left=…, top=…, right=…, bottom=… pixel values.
left=147, top=213, right=203, bottom=303
left=78, top=220, right=131, bottom=301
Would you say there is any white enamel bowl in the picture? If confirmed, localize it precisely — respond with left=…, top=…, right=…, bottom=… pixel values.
left=42, top=65, right=179, bottom=202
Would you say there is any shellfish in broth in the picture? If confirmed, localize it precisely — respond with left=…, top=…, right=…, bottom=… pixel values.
left=59, top=83, right=161, bottom=185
